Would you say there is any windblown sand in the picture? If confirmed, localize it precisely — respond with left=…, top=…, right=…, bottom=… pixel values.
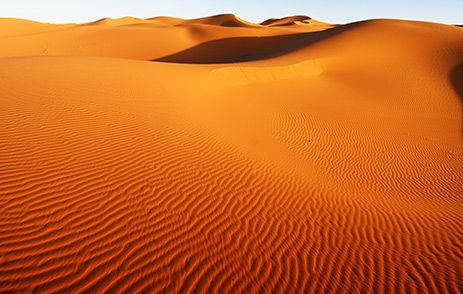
left=0, top=14, right=462, bottom=293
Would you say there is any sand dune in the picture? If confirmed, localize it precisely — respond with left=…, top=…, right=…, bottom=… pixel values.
left=0, top=14, right=462, bottom=293
left=83, top=16, right=151, bottom=26
left=0, top=14, right=333, bottom=61
left=0, top=18, right=73, bottom=38
left=261, top=15, right=312, bottom=26
left=184, top=14, right=258, bottom=27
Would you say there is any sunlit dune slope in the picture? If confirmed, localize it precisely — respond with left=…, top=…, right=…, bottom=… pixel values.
left=0, top=15, right=462, bottom=293
left=0, top=18, right=73, bottom=38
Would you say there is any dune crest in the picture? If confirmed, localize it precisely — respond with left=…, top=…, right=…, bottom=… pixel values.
left=261, top=15, right=312, bottom=26
left=185, top=13, right=259, bottom=27
left=0, top=14, right=462, bottom=293
left=147, top=16, right=185, bottom=25
left=82, top=16, right=148, bottom=26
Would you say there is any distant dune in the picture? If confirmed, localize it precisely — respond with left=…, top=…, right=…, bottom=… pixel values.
left=0, top=14, right=462, bottom=293
left=261, top=15, right=312, bottom=26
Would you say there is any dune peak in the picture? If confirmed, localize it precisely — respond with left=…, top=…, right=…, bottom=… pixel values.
left=261, top=15, right=312, bottom=26
left=185, top=13, right=258, bottom=27
left=83, top=16, right=145, bottom=26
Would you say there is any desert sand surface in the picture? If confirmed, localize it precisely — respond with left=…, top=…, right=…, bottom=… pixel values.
left=0, top=14, right=462, bottom=293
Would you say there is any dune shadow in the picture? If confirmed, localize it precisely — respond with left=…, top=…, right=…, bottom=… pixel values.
left=153, top=23, right=357, bottom=64
left=450, top=62, right=463, bottom=138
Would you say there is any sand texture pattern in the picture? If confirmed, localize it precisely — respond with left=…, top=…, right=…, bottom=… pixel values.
left=0, top=15, right=462, bottom=293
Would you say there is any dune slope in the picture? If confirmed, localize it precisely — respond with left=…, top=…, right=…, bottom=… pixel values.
left=0, top=16, right=462, bottom=293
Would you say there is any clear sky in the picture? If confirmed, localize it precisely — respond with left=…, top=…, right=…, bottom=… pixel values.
left=1, top=0, right=462, bottom=25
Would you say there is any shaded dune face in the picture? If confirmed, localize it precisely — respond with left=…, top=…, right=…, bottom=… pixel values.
left=153, top=27, right=343, bottom=64
left=451, top=62, right=463, bottom=138
left=154, top=33, right=319, bottom=64
left=452, top=62, right=463, bottom=101
left=0, top=15, right=462, bottom=293
left=261, top=15, right=312, bottom=26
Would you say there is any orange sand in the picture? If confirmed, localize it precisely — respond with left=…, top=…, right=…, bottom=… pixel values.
left=0, top=14, right=462, bottom=293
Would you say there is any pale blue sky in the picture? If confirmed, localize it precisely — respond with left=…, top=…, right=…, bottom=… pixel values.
left=1, top=0, right=462, bottom=25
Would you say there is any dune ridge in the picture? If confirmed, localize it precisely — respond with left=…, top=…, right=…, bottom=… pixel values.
left=261, top=15, right=312, bottom=26
left=0, top=14, right=462, bottom=293
left=184, top=14, right=258, bottom=28
left=82, top=16, right=150, bottom=26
